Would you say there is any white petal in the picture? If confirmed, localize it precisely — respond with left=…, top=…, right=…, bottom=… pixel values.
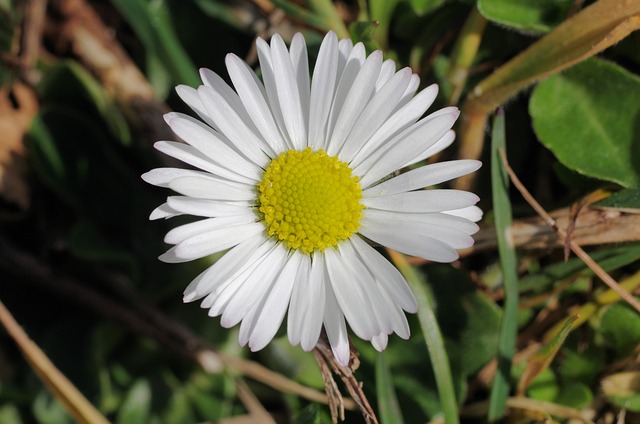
left=221, top=242, right=289, bottom=328
left=164, top=113, right=263, bottom=180
left=371, top=333, right=388, bottom=351
left=202, top=239, right=276, bottom=312
left=355, top=110, right=460, bottom=188
left=149, top=203, right=181, bottom=220
left=183, top=234, right=265, bottom=302
left=142, top=167, right=214, bottom=188
left=326, top=50, right=382, bottom=156
left=270, top=34, right=307, bottom=150
left=164, top=215, right=257, bottom=245
left=322, top=273, right=350, bottom=366
left=363, top=209, right=475, bottom=249
left=256, top=37, right=294, bottom=150
left=364, top=208, right=479, bottom=235
left=337, top=38, right=354, bottom=75
left=169, top=176, right=256, bottom=201
left=349, top=235, right=417, bottom=313
left=359, top=219, right=459, bottom=262
left=225, top=54, right=287, bottom=153
left=324, top=43, right=366, bottom=150
left=404, top=129, right=456, bottom=167
left=290, top=33, right=310, bottom=132
left=154, top=141, right=255, bottom=185
left=166, top=196, right=252, bottom=217
left=397, top=74, right=420, bottom=109
left=339, top=68, right=412, bottom=162
left=166, top=222, right=264, bottom=262
left=362, top=189, right=480, bottom=213
left=288, top=253, right=326, bottom=351
left=247, top=252, right=302, bottom=351
left=444, top=205, right=484, bottom=222
left=197, top=85, right=272, bottom=166
left=348, top=84, right=440, bottom=169
left=175, top=85, right=219, bottom=131
left=375, top=59, right=396, bottom=92
left=308, top=32, right=339, bottom=149
left=325, top=247, right=377, bottom=340
left=363, top=160, right=482, bottom=197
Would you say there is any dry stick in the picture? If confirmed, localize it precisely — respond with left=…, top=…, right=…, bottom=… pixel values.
left=498, top=148, right=640, bottom=314
left=0, top=241, right=354, bottom=409
left=314, top=334, right=378, bottom=424
left=313, top=348, right=345, bottom=423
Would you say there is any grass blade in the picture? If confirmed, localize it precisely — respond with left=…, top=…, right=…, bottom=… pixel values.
left=488, top=109, right=519, bottom=421
left=375, top=351, right=405, bottom=424
left=389, top=250, right=459, bottom=424
left=110, top=0, right=199, bottom=87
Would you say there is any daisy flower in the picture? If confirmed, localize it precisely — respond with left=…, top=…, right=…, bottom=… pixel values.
left=143, top=31, right=481, bottom=366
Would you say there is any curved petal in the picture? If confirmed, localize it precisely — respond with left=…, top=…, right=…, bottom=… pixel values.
left=308, top=32, right=339, bottom=149
left=362, top=189, right=480, bottom=213
left=363, top=160, right=482, bottom=197
left=169, top=176, right=256, bottom=201
left=164, top=215, right=257, bottom=245
left=225, top=54, right=287, bottom=153
left=288, top=253, right=326, bottom=350
left=247, top=252, right=302, bottom=351
left=270, top=34, right=307, bottom=150
left=444, top=205, right=484, bottom=222
left=322, top=271, right=350, bottom=366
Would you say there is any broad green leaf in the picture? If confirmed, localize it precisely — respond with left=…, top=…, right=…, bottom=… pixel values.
left=410, top=0, right=447, bottom=16
left=555, top=382, right=593, bottom=409
left=32, top=391, right=74, bottom=424
left=349, top=21, right=381, bottom=51
left=597, top=304, right=640, bottom=355
left=116, top=379, right=151, bottom=424
left=593, top=189, right=640, bottom=212
left=265, top=338, right=323, bottom=389
left=559, top=347, right=606, bottom=386
left=376, top=351, right=405, bottom=424
left=530, top=58, right=640, bottom=188
left=478, top=0, right=572, bottom=33
left=163, top=389, right=195, bottom=424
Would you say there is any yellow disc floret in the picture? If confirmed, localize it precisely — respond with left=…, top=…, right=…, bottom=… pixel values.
left=258, top=147, right=364, bottom=254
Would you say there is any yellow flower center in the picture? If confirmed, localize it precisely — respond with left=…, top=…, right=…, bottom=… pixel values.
left=258, top=147, right=364, bottom=254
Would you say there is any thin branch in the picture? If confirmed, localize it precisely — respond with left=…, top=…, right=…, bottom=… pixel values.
left=313, top=334, right=378, bottom=424
left=498, top=148, right=640, bottom=313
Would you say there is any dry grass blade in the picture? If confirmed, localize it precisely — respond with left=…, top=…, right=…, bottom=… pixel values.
left=0, top=301, right=109, bottom=424
left=498, top=148, right=640, bottom=314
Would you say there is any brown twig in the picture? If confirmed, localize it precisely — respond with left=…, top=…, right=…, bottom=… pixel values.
left=313, top=346, right=345, bottom=423
left=498, top=148, right=640, bottom=314
left=313, top=333, right=378, bottom=424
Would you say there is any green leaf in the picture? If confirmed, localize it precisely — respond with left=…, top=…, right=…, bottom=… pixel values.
left=530, top=58, right=640, bottom=188
left=478, top=0, right=572, bottom=33
left=376, top=351, right=405, bottom=424
left=32, top=391, right=74, bottom=424
left=0, top=404, right=22, bottom=424
left=555, top=382, right=593, bottom=409
left=116, top=379, right=151, bottom=424
left=597, top=304, right=640, bottom=356
left=348, top=21, right=381, bottom=51
left=525, top=368, right=559, bottom=402
left=488, top=109, right=519, bottom=421
left=593, top=189, right=640, bottom=212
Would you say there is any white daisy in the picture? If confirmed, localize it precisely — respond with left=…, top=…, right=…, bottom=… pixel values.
left=143, top=31, right=481, bottom=366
